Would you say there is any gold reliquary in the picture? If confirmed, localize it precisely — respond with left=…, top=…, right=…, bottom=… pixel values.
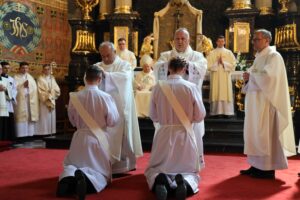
left=72, top=30, right=98, bottom=54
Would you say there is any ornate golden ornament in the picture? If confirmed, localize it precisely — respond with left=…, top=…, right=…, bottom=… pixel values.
left=275, top=23, right=300, bottom=50
left=235, top=79, right=245, bottom=111
left=72, top=30, right=98, bottom=54
left=232, top=0, right=252, bottom=10
left=75, top=0, right=99, bottom=21
left=259, top=6, right=274, bottom=15
left=115, top=0, right=132, bottom=13
left=279, top=0, right=289, bottom=13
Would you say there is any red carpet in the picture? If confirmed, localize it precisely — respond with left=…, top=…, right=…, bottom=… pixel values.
left=0, top=148, right=300, bottom=200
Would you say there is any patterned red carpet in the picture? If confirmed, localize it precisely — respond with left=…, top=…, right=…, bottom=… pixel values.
left=0, top=148, right=300, bottom=200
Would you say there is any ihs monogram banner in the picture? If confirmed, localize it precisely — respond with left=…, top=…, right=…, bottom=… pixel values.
left=0, top=0, right=71, bottom=79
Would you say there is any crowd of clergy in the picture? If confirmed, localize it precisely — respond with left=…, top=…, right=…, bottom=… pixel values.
left=0, top=27, right=298, bottom=200
left=0, top=61, right=61, bottom=141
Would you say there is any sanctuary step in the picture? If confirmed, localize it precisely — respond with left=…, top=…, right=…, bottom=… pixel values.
left=44, top=116, right=245, bottom=153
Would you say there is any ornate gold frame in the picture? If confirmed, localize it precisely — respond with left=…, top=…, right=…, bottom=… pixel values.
left=233, top=22, right=250, bottom=53
left=113, top=26, right=129, bottom=48
left=132, top=31, right=138, bottom=56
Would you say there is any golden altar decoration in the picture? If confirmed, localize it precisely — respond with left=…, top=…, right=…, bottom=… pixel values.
left=153, top=0, right=203, bottom=59
left=75, top=0, right=99, bottom=21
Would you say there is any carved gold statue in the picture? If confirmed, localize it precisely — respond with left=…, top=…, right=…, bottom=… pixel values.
left=139, top=34, right=154, bottom=58
left=196, top=34, right=213, bottom=56
left=76, top=0, right=99, bottom=21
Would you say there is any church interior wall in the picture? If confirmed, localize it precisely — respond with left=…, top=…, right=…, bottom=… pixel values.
left=0, top=0, right=71, bottom=80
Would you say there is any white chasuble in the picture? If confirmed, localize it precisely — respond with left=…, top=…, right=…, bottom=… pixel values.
left=95, top=56, right=143, bottom=173
left=243, top=46, right=296, bottom=170
left=14, top=73, right=39, bottom=137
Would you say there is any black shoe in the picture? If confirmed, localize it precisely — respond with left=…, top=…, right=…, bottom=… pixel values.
left=56, top=176, right=76, bottom=197
left=154, top=173, right=169, bottom=200
left=75, top=170, right=87, bottom=200
left=240, top=166, right=256, bottom=175
left=155, top=184, right=168, bottom=200
left=250, top=170, right=275, bottom=179
left=175, top=174, right=187, bottom=200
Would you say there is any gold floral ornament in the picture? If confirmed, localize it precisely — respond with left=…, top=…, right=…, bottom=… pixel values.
left=76, top=0, right=99, bottom=21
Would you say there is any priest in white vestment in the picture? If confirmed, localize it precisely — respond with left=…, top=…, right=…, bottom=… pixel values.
left=145, top=57, right=206, bottom=200
left=153, top=28, right=207, bottom=169
left=36, top=64, right=61, bottom=135
left=207, top=36, right=236, bottom=116
left=0, top=62, right=17, bottom=140
left=95, top=42, right=143, bottom=174
left=57, top=65, right=119, bottom=199
left=14, top=62, right=39, bottom=138
left=241, top=29, right=296, bottom=179
left=116, top=37, right=137, bottom=70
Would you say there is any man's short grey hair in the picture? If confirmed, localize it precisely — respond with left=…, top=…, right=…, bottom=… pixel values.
left=99, top=41, right=116, bottom=51
left=174, top=27, right=190, bottom=39
left=255, top=29, right=272, bottom=43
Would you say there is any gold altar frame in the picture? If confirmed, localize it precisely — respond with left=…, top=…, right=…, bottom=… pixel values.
left=233, top=22, right=250, bottom=53
left=114, top=26, right=129, bottom=48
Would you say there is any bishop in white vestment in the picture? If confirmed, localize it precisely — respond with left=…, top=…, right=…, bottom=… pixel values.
left=36, top=64, right=61, bottom=135
left=95, top=42, right=143, bottom=174
left=241, top=30, right=296, bottom=179
left=145, top=57, right=206, bottom=199
left=207, top=36, right=236, bottom=116
left=153, top=28, right=207, bottom=169
left=14, top=62, right=39, bottom=138
left=57, top=66, right=119, bottom=199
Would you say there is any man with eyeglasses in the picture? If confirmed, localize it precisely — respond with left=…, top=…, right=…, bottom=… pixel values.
left=240, top=29, right=296, bottom=179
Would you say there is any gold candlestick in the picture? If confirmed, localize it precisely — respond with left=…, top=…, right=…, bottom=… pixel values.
left=76, top=0, right=99, bottom=21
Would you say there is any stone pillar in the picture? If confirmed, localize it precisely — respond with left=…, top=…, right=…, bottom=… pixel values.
left=115, top=0, right=132, bottom=13
left=99, top=0, right=114, bottom=20
left=255, top=0, right=273, bottom=15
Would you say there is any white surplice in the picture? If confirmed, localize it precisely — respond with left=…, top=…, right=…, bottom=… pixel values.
left=145, top=75, right=206, bottom=193
left=243, top=46, right=296, bottom=170
left=117, top=49, right=137, bottom=70
left=1, top=75, right=17, bottom=113
left=59, top=85, right=119, bottom=192
left=207, top=47, right=236, bottom=115
left=95, top=56, right=143, bottom=174
left=153, top=46, right=207, bottom=168
left=36, top=75, right=61, bottom=135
